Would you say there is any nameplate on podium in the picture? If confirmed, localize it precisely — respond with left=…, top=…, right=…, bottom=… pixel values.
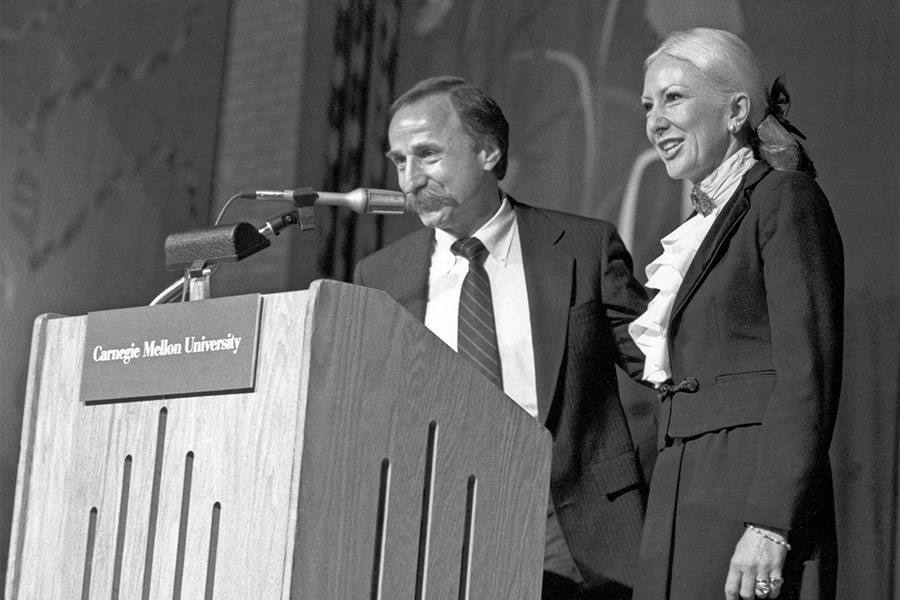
left=80, top=294, right=262, bottom=403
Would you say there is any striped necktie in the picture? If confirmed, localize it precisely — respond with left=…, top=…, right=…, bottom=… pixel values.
left=451, top=236, right=503, bottom=389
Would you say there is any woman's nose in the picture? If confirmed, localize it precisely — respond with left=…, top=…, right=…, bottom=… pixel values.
left=647, top=108, right=670, bottom=134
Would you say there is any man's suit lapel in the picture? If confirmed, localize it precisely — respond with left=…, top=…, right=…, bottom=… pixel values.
left=670, top=163, right=769, bottom=327
left=514, top=202, right=573, bottom=422
left=381, top=228, right=433, bottom=321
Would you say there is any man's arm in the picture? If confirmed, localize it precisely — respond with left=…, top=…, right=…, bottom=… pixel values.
left=598, top=222, right=650, bottom=382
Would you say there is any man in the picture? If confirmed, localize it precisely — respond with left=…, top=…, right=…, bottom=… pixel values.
left=353, top=76, right=648, bottom=599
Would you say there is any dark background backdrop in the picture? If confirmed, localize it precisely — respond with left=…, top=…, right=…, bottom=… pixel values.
left=2, top=0, right=897, bottom=597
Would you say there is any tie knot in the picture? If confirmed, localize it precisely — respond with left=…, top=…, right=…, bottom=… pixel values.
left=451, top=237, right=488, bottom=264
left=690, top=185, right=716, bottom=217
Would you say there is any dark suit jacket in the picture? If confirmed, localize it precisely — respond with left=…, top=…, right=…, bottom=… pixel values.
left=636, top=163, right=843, bottom=598
left=353, top=198, right=649, bottom=591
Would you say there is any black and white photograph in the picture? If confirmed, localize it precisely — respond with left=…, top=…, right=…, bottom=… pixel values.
left=1, top=1, right=897, bottom=598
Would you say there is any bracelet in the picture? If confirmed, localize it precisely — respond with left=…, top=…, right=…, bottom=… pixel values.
left=747, top=525, right=792, bottom=551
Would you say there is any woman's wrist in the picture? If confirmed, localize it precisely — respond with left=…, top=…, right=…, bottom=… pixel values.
left=746, top=523, right=792, bottom=551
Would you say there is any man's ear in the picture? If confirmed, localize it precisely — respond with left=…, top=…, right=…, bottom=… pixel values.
left=480, top=139, right=502, bottom=173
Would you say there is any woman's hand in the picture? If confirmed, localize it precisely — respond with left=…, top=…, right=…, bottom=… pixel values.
left=724, top=526, right=788, bottom=599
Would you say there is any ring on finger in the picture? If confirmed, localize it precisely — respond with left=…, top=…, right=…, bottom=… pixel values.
left=755, top=579, right=771, bottom=597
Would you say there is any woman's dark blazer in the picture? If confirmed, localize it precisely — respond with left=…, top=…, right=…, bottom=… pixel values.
left=637, top=162, right=844, bottom=599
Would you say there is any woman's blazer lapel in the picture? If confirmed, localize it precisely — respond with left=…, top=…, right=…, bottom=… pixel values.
left=669, top=163, right=770, bottom=334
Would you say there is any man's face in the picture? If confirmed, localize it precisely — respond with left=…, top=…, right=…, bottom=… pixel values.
left=386, top=94, right=499, bottom=237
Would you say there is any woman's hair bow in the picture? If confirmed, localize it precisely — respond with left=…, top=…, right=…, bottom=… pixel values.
left=756, top=74, right=817, bottom=178
left=766, top=75, right=807, bottom=140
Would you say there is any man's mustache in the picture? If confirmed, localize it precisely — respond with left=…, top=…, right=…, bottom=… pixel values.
left=406, top=183, right=458, bottom=212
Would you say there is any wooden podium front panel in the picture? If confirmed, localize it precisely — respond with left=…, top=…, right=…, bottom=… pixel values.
left=7, top=282, right=551, bottom=600
left=292, top=281, right=551, bottom=599
left=7, top=291, right=316, bottom=600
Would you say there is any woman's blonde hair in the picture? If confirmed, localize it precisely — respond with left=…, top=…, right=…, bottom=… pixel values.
left=645, top=28, right=769, bottom=130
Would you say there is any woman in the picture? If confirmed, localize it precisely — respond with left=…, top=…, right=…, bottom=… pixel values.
left=628, top=28, right=843, bottom=600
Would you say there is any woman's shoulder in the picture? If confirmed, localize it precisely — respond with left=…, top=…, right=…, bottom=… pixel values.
left=745, top=164, right=841, bottom=241
left=750, top=164, right=826, bottom=201
left=745, top=164, right=831, bottom=217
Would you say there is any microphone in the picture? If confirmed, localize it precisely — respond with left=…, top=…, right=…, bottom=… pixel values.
left=239, top=187, right=406, bottom=214
left=316, top=188, right=407, bottom=214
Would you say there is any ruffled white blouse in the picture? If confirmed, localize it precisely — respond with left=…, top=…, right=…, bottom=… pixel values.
left=629, top=147, right=757, bottom=384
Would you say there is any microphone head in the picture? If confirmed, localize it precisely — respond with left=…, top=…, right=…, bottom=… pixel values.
left=363, top=189, right=406, bottom=214
left=313, top=188, right=406, bottom=214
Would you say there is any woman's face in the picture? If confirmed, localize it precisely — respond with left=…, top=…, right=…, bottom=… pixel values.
left=642, top=54, right=736, bottom=183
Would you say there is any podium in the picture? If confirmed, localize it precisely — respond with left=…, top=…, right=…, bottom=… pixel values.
left=6, top=280, right=551, bottom=599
